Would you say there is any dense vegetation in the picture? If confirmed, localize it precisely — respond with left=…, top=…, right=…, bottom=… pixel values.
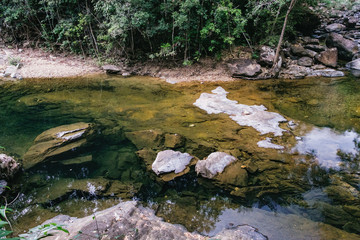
left=0, top=0, right=348, bottom=63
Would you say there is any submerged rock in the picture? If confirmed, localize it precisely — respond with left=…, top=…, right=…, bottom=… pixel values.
left=164, top=133, right=185, bottom=148
left=36, top=201, right=268, bottom=240
left=195, top=152, right=236, bottom=179
left=257, top=138, right=284, bottom=150
left=125, top=130, right=164, bottom=150
left=152, top=150, right=193, bottom=175
left=194, top=87, right=287, bottom=136
left=0, top=153, right=20, bottom=179
left=32, top=177, right=140, bottom=205
left=23, top=122, right=94, bottom=169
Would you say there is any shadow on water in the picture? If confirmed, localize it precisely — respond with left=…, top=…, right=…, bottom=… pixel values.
left=0, top=75, right=359, bottom=239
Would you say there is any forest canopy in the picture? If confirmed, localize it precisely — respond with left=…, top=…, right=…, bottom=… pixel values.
left=0, top=0, right=351, bottom=63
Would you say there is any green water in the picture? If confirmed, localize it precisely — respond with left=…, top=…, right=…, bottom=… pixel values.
left=0, top=75, right=359, bottom=239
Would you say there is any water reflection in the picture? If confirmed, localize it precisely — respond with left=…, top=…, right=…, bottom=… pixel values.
left=293, top=127, right=360, bottom=169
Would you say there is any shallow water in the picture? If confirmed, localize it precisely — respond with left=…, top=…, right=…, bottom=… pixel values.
left=0, top=75, right=359, bottom=239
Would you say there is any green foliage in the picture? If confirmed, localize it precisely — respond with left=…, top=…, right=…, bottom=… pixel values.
left=18, top=223, right=69, bottom=240
left=0, top=0, right=323, bottom=61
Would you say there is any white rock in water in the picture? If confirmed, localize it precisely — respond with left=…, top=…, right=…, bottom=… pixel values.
left=257, top=138, right=284, bottom=150
left=195, top=152, right=236, bottom=179
left=194, top=87, right=287, bottom=136
left=152, top=150, right=193, bottom=175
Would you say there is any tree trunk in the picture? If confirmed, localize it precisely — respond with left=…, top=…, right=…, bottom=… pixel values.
left=271, top=0, right=298, bottom=75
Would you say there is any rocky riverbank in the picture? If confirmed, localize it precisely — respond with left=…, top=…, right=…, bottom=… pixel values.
left=1, top=1, right=360, bottom=83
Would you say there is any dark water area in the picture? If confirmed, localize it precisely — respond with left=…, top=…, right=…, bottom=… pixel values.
left=0, top=75, right=359, bottom=239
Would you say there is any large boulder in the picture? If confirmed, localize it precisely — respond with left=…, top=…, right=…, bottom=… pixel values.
left=23, top=122, right=94, bottom=169
left=31, top=201, right=268, bottom=240
left=258, top=46, right=275, bottom=67
left=326, top=33, right=359, bottom=60
left=227, top=59, right=262, bottom=78
left=315, top=48, right=338, bottom=67
left=152, top=150, right=196, bottom=181
left=325, top=23, right=346, bottom=32
left=346, top=58, right=360, bottom=77
left=0, top=153, right=20, bottom=179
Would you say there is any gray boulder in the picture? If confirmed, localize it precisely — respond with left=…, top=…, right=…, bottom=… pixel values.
left=152, top=150, right=194, bottom=176
left=23, top=122, right=94, bottom=169
left=326, top=32, right=359, bottom=60
left=227, top=59, right=262, bottom=78
left=0, top=153, right=20, bottom=179
left=195, top=152, right=236, bottom=179
left=315, top=48, right=338, bottom=67
left=297, top=57, right=314, bottom=67
left=346, top=58, right=360, bottom=77
left=325, top=23, right=346, bottom=32
left=259, top=46, right=275, bottom=66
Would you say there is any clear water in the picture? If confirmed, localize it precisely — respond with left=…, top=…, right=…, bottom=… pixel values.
left=0, top=75, right=359, bottom=239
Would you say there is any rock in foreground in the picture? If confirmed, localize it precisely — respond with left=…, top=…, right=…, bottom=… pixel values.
left=36, top=201, right=268, bottom=240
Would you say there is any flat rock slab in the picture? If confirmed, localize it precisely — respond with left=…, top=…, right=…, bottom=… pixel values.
left=23, top=122, right=93, bottom=169
left=152, top=150, right=193, bottom=175
left=194, top=87, right=287, bottom=136
left=195, top=152, right=236, bottom=179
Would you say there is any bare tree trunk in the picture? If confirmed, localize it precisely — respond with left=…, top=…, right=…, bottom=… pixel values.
left=271, top=0, right=298, bottom=75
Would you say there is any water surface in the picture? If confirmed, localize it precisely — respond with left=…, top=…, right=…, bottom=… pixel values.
left=0, top=75, right=359, bottom=239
